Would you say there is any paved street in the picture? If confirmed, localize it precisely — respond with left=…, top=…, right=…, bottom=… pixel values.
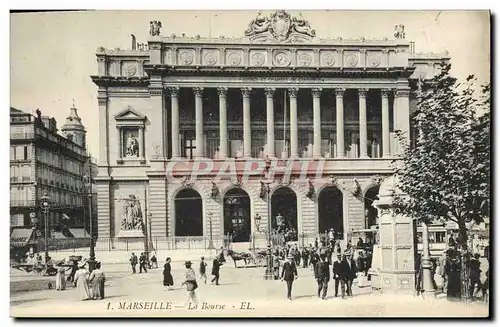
left=10, top=261, right=488, bottom=317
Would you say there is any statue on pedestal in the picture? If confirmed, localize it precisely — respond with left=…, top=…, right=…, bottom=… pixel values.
left=150, top=21, right=162, bottom=36
left=125, top=134, right=139, bottom=157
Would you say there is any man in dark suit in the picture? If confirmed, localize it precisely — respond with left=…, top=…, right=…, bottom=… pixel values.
left=332, top=253, right=343, bottom=297
left=315, top=254, right=330, bottom=299
left=343, top=251, right=357, bottom=296
left=281, top=253, right=298, bottom=300
left=211, top=257, right=223, bottom=285
left=129, top=253, right=138, bottom=274
left=302, top=247, right=309, bottom=268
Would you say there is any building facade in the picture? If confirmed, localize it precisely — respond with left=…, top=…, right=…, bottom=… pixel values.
left=92, top=11, right=449, bottom=248
left=10, top=107, right=88, bottom=235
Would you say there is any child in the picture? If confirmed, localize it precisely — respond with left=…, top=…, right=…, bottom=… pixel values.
left=199, top=257, right=208, bottom=284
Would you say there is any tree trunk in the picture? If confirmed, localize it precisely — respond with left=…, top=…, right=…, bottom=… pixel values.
left=457, top=219, right=469, bottom=252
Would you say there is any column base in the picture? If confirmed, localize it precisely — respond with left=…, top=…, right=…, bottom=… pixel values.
left=336, top=155, right=346, bottom=159
left=382, top=154, right=392, bottom=159
left=313, top=154, right=323, bottom=159
left=359, top=155, right=370, bottom=159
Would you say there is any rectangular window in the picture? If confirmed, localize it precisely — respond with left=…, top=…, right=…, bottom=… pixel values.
left=23, top=146, right=28, bottom=160
left=10, top=147, right=16, bottom=160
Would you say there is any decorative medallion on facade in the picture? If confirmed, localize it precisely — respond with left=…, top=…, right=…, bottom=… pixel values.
left=367, top=53, right=381, bottom=67
left=250, top=52, right=266, bottom=66
left=345, top=53, right=359, bottom=67
left=123, top=63, right=137, bottom=77
left=245, top=10, right=316, bottom=43
left=273, top=50, right=291, bottom=67
left=179, top=50, right=194, bottom=65
left=297, top=52, right=313, bottom=66
left=321, top=52, right=336, bottom=67
left=203, top=51, right=218, bottom=66
left=227, top=51, right=242, bottom=65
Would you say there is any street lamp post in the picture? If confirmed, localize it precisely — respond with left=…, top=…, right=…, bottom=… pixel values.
left=148, top=211, right=154, bottom=252
left=40, top=193, right=50, bottom=268
left=421, top=221, right=436, bottom=297
left=207, top=212, right=215, bottom=250
left=30, top=212, right=39, bottom=253
left=84, top=157, right=96, bottom=272
left=261, top=180, right=274, bottom=280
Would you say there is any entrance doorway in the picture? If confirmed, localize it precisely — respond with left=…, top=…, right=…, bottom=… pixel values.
left=271, top=187, right=298, bottom=238
left=175, top=188, right=203, bottom=236
left=364, top=185, right=380, bottom=229
left=223, top=188, right=251, bottom=242
left=318, top=186, right=344, bottom=238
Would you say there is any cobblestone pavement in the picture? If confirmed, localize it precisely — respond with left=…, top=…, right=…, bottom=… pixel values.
left=10, top=262, right=488, bottom=318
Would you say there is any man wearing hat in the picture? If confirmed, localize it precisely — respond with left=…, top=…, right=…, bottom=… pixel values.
left=181, top=261, right=198, bottom=307
left=211, top=257, right=223, bottom=285
left=342, top=250, right=357, bottom=297
left=315, top=253, right=330, bottom=299
left=332, top=253, right=344, bottom=298
left=281, top=253, right=298, bottom=300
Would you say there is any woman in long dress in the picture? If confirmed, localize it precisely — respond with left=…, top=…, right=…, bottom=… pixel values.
left=163, top=257, right=174, bottom=290
left=55, top=267, right=67, bottom=291
left=74, top=263, right=91, bottom=300
left=88, top=262, right=106, bottom=300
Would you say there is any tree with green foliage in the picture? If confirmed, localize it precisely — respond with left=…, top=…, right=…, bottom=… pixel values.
left=393, top=63, right=490, bottom=251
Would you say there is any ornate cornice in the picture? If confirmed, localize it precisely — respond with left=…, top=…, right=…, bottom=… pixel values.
left=395, top=89, right=411, bottom=98
left=90, top=75, right=149, bottom=87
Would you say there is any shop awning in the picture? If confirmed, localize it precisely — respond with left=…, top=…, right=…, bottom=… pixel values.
left=10, top=229, right=34, bottom=247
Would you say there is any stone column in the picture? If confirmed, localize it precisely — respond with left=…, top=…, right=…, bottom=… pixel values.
left=193, top=87, right=204, bottom=157
left=335, top=88, right=346, bottom=158
left=97, top=90, right=109, bottom=167
left=289, top=88, right=299, bottom=158
left=265, top=88, right=275, bottom=158
left=312, top=88, right=322, bottom=158
left=358, top=88, right=369, bottom=158
left=381, top=89, right=391, bottom=158
left=217, top=87, right=228, bottom=158
left=139, top=127, right=145, bottom=159
left=169, top=86, right=180, bottom=159
left=395, top=89, right=411, bottom=142
left=242, top=87, right=252, bottom=158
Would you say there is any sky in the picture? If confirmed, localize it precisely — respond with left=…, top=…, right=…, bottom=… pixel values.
left=10, top=10, right=490, bottom=156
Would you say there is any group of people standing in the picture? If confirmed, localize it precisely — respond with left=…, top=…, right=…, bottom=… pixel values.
left=54, top=260, right=106, bottom=301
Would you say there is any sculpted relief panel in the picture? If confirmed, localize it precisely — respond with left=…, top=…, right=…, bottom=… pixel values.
left=273, top=50, right=291, bottom=67
left=121, top=61, right=137, bottom=77
left=202, top=49, right=219, bottom=66
left=321, top=52, right=336, bottom=67
left=178, top=49, right=195, bottom=65
left=250, top=51, right=266, bottom=66
left=345, top=52, right=360, bottom=67
left=367, top=51, right=382, bottom=67
left=297, top=51, right=313, bottom=67
left=226, top=50, right=243, bottom=66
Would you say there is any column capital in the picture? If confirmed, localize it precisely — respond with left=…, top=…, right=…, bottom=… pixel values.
left=381, top=88, right=391, bottom=98
left=193, top=87, right=204, bottom=97
left=241, top=87, right=252, bottom=98
left=334, top=88, right=345, bottom=97
left=395, top=88, right=411, bottom=98
left=311, top=87, right=322, bottom=98
left=358, top=88, right=368, bottom=98
left=288, top=87, right=299, bottom=98
left=167, top=86, right=180, bottom=97
left=264, top=88, right=275, bottom=98
left=217, top=87, right=228, bottom=97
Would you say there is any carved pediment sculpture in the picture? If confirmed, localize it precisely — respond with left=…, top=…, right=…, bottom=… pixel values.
left=180, top=176, right=195, bottom=189
left=245, top=10, right=316, bottom=43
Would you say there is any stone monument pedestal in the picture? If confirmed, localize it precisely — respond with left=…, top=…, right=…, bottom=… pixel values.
left=371, top=176, right=416, bottom=294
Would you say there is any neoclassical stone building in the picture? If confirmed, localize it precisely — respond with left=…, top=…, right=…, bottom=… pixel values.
left=92, top=11, right=449, bottom=248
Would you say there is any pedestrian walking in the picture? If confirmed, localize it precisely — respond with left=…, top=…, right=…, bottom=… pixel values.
left=181, top=261, right=198, bottom=307
left=281, top=253, right=298, bottom=300
left=74, top=263, right=91, bottom=301
left=150, top=253, right=158, bottom=269
left=469, top=253, right=482, bottom=299
left=332, top=253, right=343, bottom=298
left=342, top=251, right=357, bottom=296
left=139, top=253, right=148, bottom=273
left=199, top=257, right=208, bottom=284
left=55, top=267, right=66, bottom=291
left=315, top=254, right=330, bottom=300
left=272, top=250, right=281, bottom=280
left=129, top=253, right=138, bottom=274
left=444, top=249, right=461, bottom=300
left=356, top=251, right=366, bottom=288
left=211, top=257, right=222, bottom=285
left=88, top=261, right=106, bottom=300
left=302, top=247, right=309, bottom=268
left=163, top=257, right=174, bottom=290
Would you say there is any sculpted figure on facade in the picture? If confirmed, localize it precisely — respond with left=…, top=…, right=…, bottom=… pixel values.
left=245, top=10, right=315, bottom=43
left=394, top=24, right=405, bottom=39
left=125, top=133, right=139, bottom=157
left=120, top=195, right=144, bottom=231
left=150, top=20, right=162, bottom=37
